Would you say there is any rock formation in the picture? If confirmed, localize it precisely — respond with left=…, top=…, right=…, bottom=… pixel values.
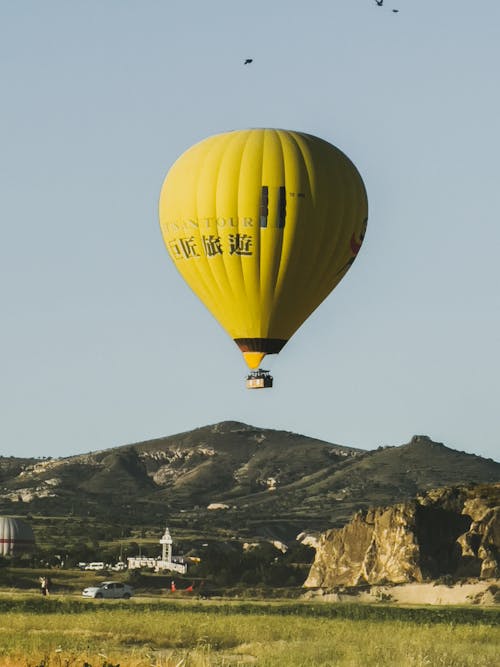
left=304, top=483, right=500, bottom=588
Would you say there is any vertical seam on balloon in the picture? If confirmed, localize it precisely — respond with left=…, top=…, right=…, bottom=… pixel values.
left=323, top=153, right=360, bottom=288
left=233, top=129, right=257, bottom=335
left=267, top=130, right=309, bottom=336
left=285, top=132, right=324, bottom=306
left=183, top=135, right=234, bottom=321
left=290, top=131, right=322, bottom=323
left=261, top=129, right=286, bottom=337
left=213, top=132, right=240, bottom=310
left=301, top=135, right=337, bottom=294
left=311, top=149, right=367, bottom=308
left=312, top=145, right=349, bottom=297
left=257, top=130, right=266, bottom=336
left=257, top=129, right=267, bottom=336
left=190, top=139, right=228, bottom=312
left=233, top=128, right=262, bottom=336
left=305, top=143, right=353, bottom=311
left=159, top=145, right=219, bottom=317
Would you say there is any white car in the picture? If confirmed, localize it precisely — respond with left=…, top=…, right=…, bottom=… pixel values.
left=111, top=561, right=127, bottom=571
left=84, top=562, right=106, bottom=571
left=82, top=581, right=133, bottom=599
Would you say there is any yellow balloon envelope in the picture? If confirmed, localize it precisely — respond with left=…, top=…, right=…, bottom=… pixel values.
left=158, top=128, right=367, bottom=375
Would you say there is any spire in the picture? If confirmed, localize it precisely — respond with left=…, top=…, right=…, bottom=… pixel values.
left=160, top=523, right=173, bottom=563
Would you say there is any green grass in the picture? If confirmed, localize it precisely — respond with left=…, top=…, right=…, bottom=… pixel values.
left=0, top=594, right=498, bottom=666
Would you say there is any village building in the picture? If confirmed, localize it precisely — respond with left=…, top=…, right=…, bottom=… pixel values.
left=127, top=525, right=187, bottom=574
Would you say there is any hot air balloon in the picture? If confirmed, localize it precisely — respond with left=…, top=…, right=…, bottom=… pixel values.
left=158, top=128, right=367, bottom=388
left=0, top=516, right=35, bottom=557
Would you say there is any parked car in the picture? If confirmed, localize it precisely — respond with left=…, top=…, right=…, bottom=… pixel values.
left=84, top=562, right=106, bottom=571
left=82, top=581, right=133, bottom=599
left=111, top=561, right=127, bottom=571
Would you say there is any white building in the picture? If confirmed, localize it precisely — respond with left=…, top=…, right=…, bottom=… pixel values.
left=127, top=525, right=187, bottom=574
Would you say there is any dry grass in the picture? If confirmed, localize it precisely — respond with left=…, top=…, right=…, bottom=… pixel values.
left=0, top=595, right=498, bottom=666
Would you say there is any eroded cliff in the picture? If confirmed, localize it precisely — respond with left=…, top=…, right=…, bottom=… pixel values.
left=304, top=483, right=500, bottom=588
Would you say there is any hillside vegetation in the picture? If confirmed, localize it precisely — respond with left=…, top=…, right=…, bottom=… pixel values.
left=0, top=422, right=498, bottom=556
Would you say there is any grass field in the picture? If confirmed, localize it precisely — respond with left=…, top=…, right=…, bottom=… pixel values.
left=0, top=594, right=498, bottom=667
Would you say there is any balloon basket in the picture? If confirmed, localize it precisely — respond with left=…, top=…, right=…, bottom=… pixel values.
left=245, top=369, right=273, bottom=389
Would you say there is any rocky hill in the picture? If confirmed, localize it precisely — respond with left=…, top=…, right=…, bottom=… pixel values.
left=0, top=422, right=499, bottom=542
left=304, top=483, right=500, bottom=588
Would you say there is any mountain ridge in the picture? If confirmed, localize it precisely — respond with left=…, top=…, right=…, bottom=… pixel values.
left=0, top=422, right=498, bottom=541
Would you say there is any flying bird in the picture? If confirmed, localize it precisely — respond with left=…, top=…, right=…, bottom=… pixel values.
left=392, top=8, right=399, bottom=12
left=244, top=59, right=253, bottom=65
left=375, top=0, right=383, bottom=6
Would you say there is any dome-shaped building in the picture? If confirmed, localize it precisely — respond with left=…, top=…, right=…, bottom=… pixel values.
left=0, top=516, right=35, bottom=557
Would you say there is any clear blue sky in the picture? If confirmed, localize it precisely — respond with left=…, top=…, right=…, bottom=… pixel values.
left=2, top=1, right=499, bottom=460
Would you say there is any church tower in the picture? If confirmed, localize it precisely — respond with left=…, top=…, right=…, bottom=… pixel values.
left=160, top=525, right=173, bottom=564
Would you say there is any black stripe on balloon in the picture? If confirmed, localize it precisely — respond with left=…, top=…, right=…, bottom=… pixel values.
left=278, top=186, right=286, bottom=228
left=260, top=186, right=269, bottom=228
left=234, top=338, right=288, bottom=354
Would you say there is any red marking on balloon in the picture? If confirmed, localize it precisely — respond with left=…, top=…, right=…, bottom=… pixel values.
left=350, top=233, right=362, bottom=255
